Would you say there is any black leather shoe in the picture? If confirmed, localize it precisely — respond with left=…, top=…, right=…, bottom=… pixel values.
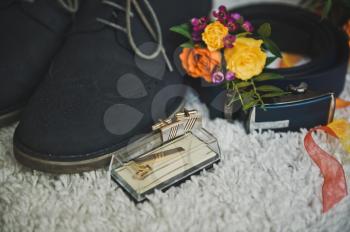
left=0, top=0, right=76, bottom=127
left=14, top=0, right=212, bottom=173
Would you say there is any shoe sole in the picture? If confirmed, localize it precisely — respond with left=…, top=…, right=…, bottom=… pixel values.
left=14, top=145, right=115, bottom=173
left=0, top=109, right=22, bottom=128
left=14, top=102, right=185, bottom=173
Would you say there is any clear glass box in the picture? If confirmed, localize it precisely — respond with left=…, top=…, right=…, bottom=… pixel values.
left=110, top=111, right=221, bottom=202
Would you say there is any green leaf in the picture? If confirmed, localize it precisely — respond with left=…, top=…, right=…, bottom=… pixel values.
left=261, top=92, right=289, bottom=98
left=241, top=90, right=254, bottom=98
left=257, top=23, right=271, bottom=38
left=263, top=38, right=282, bottom=58
left=235, top=81, right=252, bottom=88
left=236, top=32, right=252, bottom=38
left=170, top=24, right=192, bottom=39
left=236, top=18, right=244, bottom=25
left=241, top=90, right=255, bottom=104
left=242, top=99, right=260, bottom=111
left=265, top=57, right=278, bottom=66
left=256, top=85, right=284, bottom=92
left=180, top=41, right=194, bottom=48
left=254, top=73, right=284, bottom=82
left=322, top=0, right=332, bottom=18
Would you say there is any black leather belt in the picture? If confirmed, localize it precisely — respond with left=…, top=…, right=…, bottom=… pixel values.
left=187, top=3, right=349, bottom=119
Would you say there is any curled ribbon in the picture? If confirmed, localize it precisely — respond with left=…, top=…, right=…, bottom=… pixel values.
left=304, top=121, right=348, bottom=213
left=336, top=98, right=350, bottom=109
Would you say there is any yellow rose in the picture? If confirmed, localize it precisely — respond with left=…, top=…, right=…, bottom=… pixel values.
left=224, top=37, right=267, bottom=80
left=202, top=21, right=228, bottom=51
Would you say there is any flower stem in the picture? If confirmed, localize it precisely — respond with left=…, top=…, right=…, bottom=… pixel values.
left=233, top=83, right=244, bottom=107
left=250, top=80, right=265, bottom=108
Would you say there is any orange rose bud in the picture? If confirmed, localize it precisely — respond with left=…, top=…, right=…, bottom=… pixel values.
left=179, top=47, right=222, bottom=83
left=343, top=20, right=350, bottom=47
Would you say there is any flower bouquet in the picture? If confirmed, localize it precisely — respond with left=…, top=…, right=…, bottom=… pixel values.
left=171, top=5, right=288, bottom=115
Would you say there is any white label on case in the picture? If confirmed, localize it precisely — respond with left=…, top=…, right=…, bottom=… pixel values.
left=249, top=107, right=290, bottom=131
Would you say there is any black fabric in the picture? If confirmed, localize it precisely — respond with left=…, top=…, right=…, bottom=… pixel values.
left=0, top=0, right=72, bottom=115
left=187, top=3, right=349, bottom=119
left=14, top=0, right=212, bottom=161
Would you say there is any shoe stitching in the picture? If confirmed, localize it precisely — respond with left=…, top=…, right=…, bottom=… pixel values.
left=96, top=0, right=174, bottom=71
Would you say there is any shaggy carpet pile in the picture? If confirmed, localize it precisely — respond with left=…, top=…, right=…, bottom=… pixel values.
left=1, top=73, right=350, bottom=231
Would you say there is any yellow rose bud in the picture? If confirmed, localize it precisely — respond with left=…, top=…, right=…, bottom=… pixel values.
left=202, top=21, right=228, bottom=51
left=224, top=37, right=267, bottom=80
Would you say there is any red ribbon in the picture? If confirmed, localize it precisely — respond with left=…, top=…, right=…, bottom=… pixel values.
left=304, top=126, right=348, bottom=212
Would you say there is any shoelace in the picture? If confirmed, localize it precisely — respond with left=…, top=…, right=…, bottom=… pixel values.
left=57, top=0, right=79, bottom=13
left=96, top=0, right=173, bottom=72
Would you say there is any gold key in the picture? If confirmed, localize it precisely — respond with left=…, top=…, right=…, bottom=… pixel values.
left=131, top=147, right=185, bottom=180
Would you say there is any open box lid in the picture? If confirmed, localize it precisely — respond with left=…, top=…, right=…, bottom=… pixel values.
left=110, top=109, right=221, bottom=202
left=112, top=109, right=204, bottom=167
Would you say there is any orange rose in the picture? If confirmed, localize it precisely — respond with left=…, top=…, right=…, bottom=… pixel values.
left=179, top=47, right=222, bottom=82
left=343, top=20, right=350, bottom=46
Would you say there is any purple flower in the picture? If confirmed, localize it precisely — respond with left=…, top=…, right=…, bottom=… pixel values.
left=192, top=32, right=202, bottom=42
left=218, top=5, right=226, bottom=11
left=191, top=17, right=208, bottom=32
left=190, top=17, right=208, bottom=42
left=242, top=21, right=253, bottom=32
left=226, top=19, right=237, bottom=32
left=230, top=13, right=242, bottom=21
left=223, top=34, right=236, bottom=48
left=211, top=71, right=225, bottom=84
left=191, top=18, right=200, bottom=26
left=213, top=5, right=228, bottom=23
left=225, top=71, right=235, bottom=81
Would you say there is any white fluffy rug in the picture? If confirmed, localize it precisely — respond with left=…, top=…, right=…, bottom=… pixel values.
left=1, top=73, right=350, bottom=232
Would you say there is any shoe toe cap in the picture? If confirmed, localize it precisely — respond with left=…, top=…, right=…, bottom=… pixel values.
left=14, top=73, right=186, bottom=162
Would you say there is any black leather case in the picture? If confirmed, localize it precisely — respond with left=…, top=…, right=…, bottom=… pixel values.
left=245, top=92, right=335, bottom=133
